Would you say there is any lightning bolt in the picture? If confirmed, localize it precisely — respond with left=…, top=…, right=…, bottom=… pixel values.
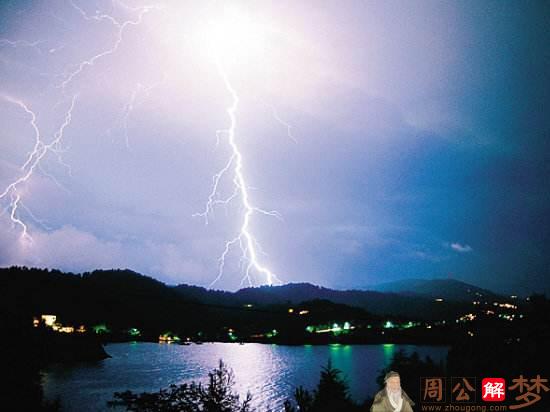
left=0, top=2, right=159, bottom=241
left=269, top=105, right=297, bottom=144
left=194, top=57, right=283, bottom=288
left=0, top=94, right=77, bottom=242
left=2, top=2, right=287, bottom=288
left=59, top=2, right=162, bottom=91
left=120, top=75, right=167, bottom=148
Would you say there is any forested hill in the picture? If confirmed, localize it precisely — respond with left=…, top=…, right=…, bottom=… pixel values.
left=1, top=266, right=499, bottom=325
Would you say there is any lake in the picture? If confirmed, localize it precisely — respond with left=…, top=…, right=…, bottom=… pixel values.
left=43, top=342, right=448, bottom=411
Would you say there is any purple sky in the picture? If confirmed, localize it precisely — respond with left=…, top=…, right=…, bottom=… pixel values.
left=1, top=0, right=549, bottom=295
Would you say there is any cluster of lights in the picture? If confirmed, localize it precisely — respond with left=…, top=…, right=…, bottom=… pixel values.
left=382, top=320, right=419, bottom=329
left=33, top=314, right=86, bottom=334
left=159, top=331, right=180, bottom=343
left=306, top=320, right=420, bottom=332
left=265, top=329, right=278, bottom=338
left=457, top=313, right=476, bottom=323
left=306, top=322, right=354, bottom=335
left=288, top=308, right=309, bottom=315
left=494, top=302, right=517, bottom=309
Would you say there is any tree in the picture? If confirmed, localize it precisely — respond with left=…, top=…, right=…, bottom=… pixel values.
left=109, top=360, right=252, bottom=412
left=284, top=361, right=362, bottom=412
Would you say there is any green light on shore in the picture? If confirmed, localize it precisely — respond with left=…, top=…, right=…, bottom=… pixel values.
left=384, top=321, right=394, bottom=329
left=93, top=324, right=110, bottom=334
left=266, top=329, right=278, bottom=338
left=128, top=328, right=141, bottom=337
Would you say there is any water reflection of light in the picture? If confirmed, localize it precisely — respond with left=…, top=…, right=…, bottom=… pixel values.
left=383, top=343, right=395, bottom=365
left=42, top=342, right=449, bottom=411
left=184, top=342, right=284, bottom=409
left=325, top=344, right=355, bottom=395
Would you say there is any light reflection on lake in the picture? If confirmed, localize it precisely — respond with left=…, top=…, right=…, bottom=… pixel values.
left=42, top=342, right=448, bottom=411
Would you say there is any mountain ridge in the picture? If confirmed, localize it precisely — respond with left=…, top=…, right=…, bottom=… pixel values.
left=2, top=266, right=507, bottom=321
left=365, top=278, right=503, bottom=302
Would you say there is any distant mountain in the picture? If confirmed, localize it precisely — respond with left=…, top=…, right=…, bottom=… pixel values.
left=2, top=267, right=503, bottom=325
left=174, top=282, right=471, bottom=320
left=1, top=267, right=381, bottom=342
left=368, top=278, right=503, bottom=302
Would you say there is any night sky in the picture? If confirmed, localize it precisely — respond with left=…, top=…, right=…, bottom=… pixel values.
left=1, top=1, right=549, bottom=295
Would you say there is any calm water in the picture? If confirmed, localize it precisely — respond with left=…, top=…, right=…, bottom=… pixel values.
left=43, top=342, right=448, bottom=411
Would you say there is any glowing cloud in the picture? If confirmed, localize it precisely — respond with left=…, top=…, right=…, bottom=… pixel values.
left=198, top=6, right=266, bottom=69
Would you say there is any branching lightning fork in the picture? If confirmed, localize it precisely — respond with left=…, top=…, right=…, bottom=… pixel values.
left=0, top=94, right=77, bottom=241
left=194, top=59, right=282, bottom=288
left=60, top=2, right=161, bottom=91
left=2, top=2, right=286, bottom=288
left=1, top=2, right=159, bottom=241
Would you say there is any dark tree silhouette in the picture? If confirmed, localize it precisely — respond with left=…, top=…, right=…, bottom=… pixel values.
left=284, top=361, right=363, bottom=412
left=109, top=360, right=252, bottom=412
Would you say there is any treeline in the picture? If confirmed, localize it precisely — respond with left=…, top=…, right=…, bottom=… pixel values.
left=1, top=266, right=541, bottom=345
left=1, top=266, right=383, bottom=343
